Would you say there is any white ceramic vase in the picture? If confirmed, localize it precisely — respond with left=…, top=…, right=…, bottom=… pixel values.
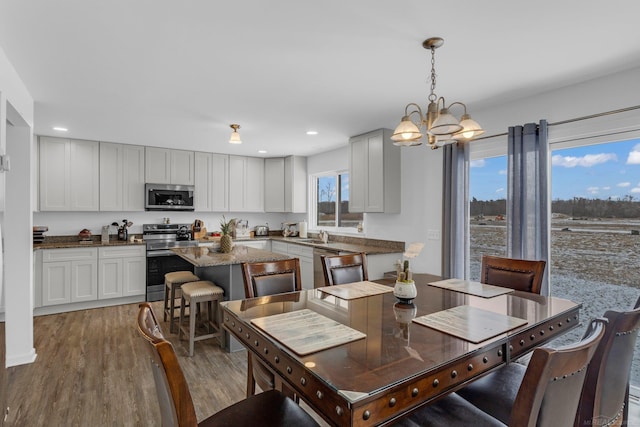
left=393, top=280, right=417, bottom=302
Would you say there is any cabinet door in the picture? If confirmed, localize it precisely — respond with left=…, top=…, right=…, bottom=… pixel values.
left=71, top=259, right=98, bottom=302
left=42, top=261, right=70, bottom=306
left=170, top=149, right=195, bottom=185
left=349, top=136, right=367, bottom=212
left=69, top=139, right=100, bottom=211
left=98, top=258, right=123, bottom=299
left=122, top=145, right=145, bottom=211
left=264, top=158, right=285, bottom=212
left=39, top=136, right=70, bottom=211
left=99, top=142, right=124, bottom=211
left=299, top=257, right=314, bottom=291
left=245, top=157, right=264, bottom=212
left=228, top=155, right=246, bottom=211
left=285, top=156, right=307, bottom=213
left=123, top=257, right=146, bottom=296
left=365, top=132, right=384, bottom=212
left=271, top=241, right=289, bottom=255
left=211, top=153, right=229, bottom=211
left=145, top=147, right=171, bottom=184
left=194, top=152, right=213, bottom=211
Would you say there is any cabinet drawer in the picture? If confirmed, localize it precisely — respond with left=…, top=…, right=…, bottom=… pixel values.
left=271, top=241, right=289, bottom=254
left=42, top=247, right=98, bottom=262
left=286, top=243, right=313, bottom=258
left=99, top=245, right=146, bottom=259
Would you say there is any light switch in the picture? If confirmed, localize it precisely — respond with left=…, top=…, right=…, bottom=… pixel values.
left=427, top=229, right=440, bottom=240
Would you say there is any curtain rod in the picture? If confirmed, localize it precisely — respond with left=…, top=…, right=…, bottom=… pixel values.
left=472, top=104, right=640, bottom=142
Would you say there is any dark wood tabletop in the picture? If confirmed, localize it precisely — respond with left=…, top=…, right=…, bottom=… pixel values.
left=221, top=276, right=581, bottom=426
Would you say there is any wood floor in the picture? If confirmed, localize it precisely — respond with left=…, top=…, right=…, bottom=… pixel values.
left=6, top=301, right=255, bottom=426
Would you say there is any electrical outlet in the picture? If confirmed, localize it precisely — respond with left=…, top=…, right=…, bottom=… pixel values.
left=427, top=229, right=440, bottom=240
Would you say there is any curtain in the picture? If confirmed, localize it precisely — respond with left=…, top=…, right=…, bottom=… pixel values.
left=507, top=120, right=550, bottom=295
left=442, top=141, right=470, bottom=279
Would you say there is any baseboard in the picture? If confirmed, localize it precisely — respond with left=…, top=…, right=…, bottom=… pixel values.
left=6, top=347, right=37, bottom=368
left=33, top=295, right=145, bottom=317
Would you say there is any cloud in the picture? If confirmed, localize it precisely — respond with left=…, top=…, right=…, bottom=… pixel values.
left=603, top=186, right=611, bottom=190
left=631, top=187, right=640, bottom=193
left=626, top=144, right=640, bottom=165
left=495, top=187, right=504, bottom=193
left=552, top=153, right=617, bottom=167
left=498, top=169, right=507, bottom=175
left=587, top=186, right=599, bottom=194
left=470, top=159, right=485, bottom=168
left=618, top=182, right=631, bottom=187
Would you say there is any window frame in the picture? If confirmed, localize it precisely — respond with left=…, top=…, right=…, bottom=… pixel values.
left=309, top=170, right=361, bottom=234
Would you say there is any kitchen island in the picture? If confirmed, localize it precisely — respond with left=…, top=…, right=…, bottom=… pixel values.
left=172, top=245, right=292, bottom=351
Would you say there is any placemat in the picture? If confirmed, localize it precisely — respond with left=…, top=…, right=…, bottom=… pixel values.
left=412, top=305, right=528, bottom=344
left=251, top=309, right=366, bottom=356
left=317, top=281, right=393, bottom=300
left=428, top=278, right=514, bottom=298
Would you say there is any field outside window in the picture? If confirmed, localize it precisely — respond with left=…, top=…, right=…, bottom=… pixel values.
left=469, top=139, right=640, bottom=388
left=312, top=172, right=362, bottom=231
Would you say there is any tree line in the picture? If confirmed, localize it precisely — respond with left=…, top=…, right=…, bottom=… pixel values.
left=470, top=196, right=640, bottom=218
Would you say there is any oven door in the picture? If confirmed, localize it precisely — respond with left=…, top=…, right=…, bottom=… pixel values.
left=146, top=251, right=195, bottom=302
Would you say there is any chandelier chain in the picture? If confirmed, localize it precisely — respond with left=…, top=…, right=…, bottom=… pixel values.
left=429, top=46, right=437, bottom=102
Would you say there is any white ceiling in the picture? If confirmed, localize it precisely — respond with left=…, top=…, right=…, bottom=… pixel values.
left=2, top=1, right=640, bottom=157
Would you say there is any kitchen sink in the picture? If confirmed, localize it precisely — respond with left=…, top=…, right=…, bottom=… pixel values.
left=296, top=238, right=327, bottom=245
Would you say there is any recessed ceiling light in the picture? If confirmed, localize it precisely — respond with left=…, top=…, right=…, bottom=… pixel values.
left=53, top=127, right=68, bottom=132
left=258, top=150, right=267, bottom=154
left=306, top=130, right=318, bottom=135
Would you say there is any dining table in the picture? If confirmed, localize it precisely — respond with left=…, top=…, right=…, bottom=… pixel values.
left=220, top=274, right=581, bottom=426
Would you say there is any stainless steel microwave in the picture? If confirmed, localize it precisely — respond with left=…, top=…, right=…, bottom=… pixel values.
left=145, top=183, right=195, bottom=211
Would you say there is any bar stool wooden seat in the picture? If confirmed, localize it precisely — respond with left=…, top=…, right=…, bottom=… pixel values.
left=164, top=271, right=200, bottom=334
left=178, top=280, right=224, bottom=356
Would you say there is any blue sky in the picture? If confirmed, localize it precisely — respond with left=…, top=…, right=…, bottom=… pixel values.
left=470, top=138, right=640, bottom=201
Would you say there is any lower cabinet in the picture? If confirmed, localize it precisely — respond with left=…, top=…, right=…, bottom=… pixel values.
left=42, top=247, right=98, bottom=306
left=234, top=240, right=272, bottom=251
left=98, top=246, right=146, bottom=299
left=40, top=245, right=146, bottom=308
left=270, top=241, right=314, bottom=290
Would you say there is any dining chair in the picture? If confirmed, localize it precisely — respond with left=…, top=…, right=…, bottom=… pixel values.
left=320, top=252, right=368, bottom=286
left=575, top=296, right=640, bottom=427
left=240, top=258, right=302, bottom=397
left=480, top=255, right=546, bottom=294
left=393, top=317, right=607, bottom=427
left=136, top=302, right=319, bottom=427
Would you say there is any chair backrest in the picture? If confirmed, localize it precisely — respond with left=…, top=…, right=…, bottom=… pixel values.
left=137, top=303, right=198, bottom=427
left=575, top=296, right=640, bottom=427
left=241, top=258, right=302, bottom=298
left=510, top=318, right=607, bottom=427
left=321, top=252, right=368, bottom=286
left=480, top=255, right=546, bottom=294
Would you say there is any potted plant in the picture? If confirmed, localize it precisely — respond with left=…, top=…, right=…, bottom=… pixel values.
left=393, top=243, right=424, bottom=302
left=219, top=216, right=236, bottom=253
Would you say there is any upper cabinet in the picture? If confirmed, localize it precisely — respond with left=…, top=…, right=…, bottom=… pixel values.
left=100, top=142, right=145, bottom=211
left=39, top=136, right=100, bottom=211
left=194, top=152, right=229, bottom=212
left=264, top=158, right=285, bottom=212
left=229, top=155, right=264, bottom=212
left=349, top=129, right=401, bottom=213
left=264, top=156, right=307, bottom=213
left=145, top=147, right=194, bottom=185
left=285, top=156, right=307, bottom=213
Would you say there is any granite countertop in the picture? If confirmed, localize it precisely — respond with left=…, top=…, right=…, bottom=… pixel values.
left=173, top=245, right=291, bottom=267
left=269, top=236, right=404, bottom=255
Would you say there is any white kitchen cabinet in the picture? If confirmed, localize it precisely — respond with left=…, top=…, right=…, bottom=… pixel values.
left=284, top=155, right=307, bottom=213
left=229, top=155, right=264, bottom=212
left=41, top=248, right=98, bottom=306
left=39, top=136, right=100, bottom=211
left=264, top=158, right=285, bottom=212
left=98, top=246, right=146, bottom=299
left=349, top=129, right=401, bottom=213
left=100, top=142, right=145, bottom=211
left=145, top=147, right=195, bottom=185
left=234, top=240, right=271, bottom=251
left=195, top=152, right=229, bottom=211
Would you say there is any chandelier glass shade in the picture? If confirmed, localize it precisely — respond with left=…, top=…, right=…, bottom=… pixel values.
left=229, top=124, right=242, bottom=144
left=391, top=37, right=484, bottom=149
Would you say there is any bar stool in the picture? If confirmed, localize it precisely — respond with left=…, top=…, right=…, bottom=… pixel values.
left=164, top=271, right=200, bottom=334
left=178, top=280, right=224, bottom=356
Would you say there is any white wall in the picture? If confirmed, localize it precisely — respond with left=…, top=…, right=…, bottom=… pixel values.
left=0, top=45, right=36, bottom=367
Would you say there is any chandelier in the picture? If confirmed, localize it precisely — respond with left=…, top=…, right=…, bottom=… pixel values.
left=229, top=124, right=242, bottom=144
left=391, top=37, right=484, bottom=149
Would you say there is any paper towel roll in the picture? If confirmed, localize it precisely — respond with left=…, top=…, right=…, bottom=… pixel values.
left=298, top=221, right=308, bottom=238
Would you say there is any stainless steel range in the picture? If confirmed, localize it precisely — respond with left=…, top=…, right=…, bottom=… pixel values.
left=143, top=223, right=198, bottom=301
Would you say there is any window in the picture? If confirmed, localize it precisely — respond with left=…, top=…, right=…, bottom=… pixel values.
left=311, top=171, right=362, bottom=231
